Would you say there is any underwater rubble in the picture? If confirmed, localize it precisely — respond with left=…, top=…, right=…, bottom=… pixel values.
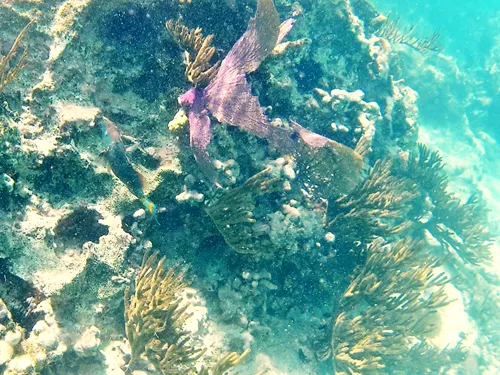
left=0, top=0, right=499, bottom=374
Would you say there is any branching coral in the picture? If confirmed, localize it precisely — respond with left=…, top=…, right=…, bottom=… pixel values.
left=405, top=143, right=448, bottom=193
left=326, top=158, right=419, bottom=251
left=326, top=144, right=494, bottom=264
left=166, top=19, right=220, bottom=87
left=398, top=144, right=494, bottom=264
left=198, top=350, right=252, bottom=375
left=124, top=251, right=251, bottom=374
left=0, top=19, right=34, bottom=93
left=329, top=238, right=455, bottom=375
left=124, top=251, right=204, bottom=373
left=206, top=165, right=287, bottom=254
left=319, top=145, right=493, bottom=372
left=375, top=14, right=442, bottom=54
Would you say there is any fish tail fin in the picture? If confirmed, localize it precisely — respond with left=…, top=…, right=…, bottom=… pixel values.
left=140, top=197, right=158, bottom=216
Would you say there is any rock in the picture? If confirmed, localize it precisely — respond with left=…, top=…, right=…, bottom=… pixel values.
left=4, top=330, right=22, bottom=346
left=5, top=354, right=36, bottom=375
left=0, top=341, right=14, bottom=365
left=133, top=209, right=146, bottom=220
left=324, top=232, right=335, bottom=243
left=34, top=321, right=59, bottom=351
left=0, top=299, right=11, bottom=322
left=74, top=326, right=102, bottom=357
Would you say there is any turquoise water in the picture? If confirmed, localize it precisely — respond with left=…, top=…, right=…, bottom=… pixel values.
left=375, top=0, right=499, bottom=64
left=375, top=0, right=500, bottom=138
left=0, top=0, right=499, bottom=374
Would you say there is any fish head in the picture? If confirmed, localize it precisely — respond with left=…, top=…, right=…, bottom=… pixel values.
left=98, top=116, right=122, bottom=148
left=103, top=117, right=121, bottom=142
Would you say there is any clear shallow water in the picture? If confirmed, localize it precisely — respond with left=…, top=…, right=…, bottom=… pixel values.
left=375, top=0, right=500, bottom=64
left=375, top=0, right=500, bottom=139
left=373, top=2, right=500, bottom=373
left=0, top=0, right=499, bottom=374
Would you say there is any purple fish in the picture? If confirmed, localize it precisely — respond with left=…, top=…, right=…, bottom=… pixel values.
left=179, top=0, right=294, bottom=182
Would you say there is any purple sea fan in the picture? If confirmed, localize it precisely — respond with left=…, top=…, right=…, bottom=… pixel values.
left=178, top=0, right=364, bottom=195
left=179, top=0, right=294, bottom=182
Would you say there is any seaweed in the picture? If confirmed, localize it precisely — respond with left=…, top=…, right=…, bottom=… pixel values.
left=375, top=13, right=442, bottom=54
left=328, top=238, right=457, bottom=375
left=124, top=251, right=252, bottom=374
left=0, top=19, right=34, bottom=93
left=166, top=19, right=221, bottom=88
left=206, top=166, right=286, bottom=254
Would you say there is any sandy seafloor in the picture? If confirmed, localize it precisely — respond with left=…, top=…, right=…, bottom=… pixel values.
left=1, top=0, right=500, bottom=374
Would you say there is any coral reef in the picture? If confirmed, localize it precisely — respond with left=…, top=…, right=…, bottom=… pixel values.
left=313, top=87, right=381, bottom=157
left=375, top=14, right=442, bottom=54
left=328, top=238, right=459, bottom=374
left=0, top=0, right=498, bottom=374
left=166, top=19, right=220, bottom=88
left=124, top=251, right=250, bottom=375
left=255, top=0, right=422, bottom=159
